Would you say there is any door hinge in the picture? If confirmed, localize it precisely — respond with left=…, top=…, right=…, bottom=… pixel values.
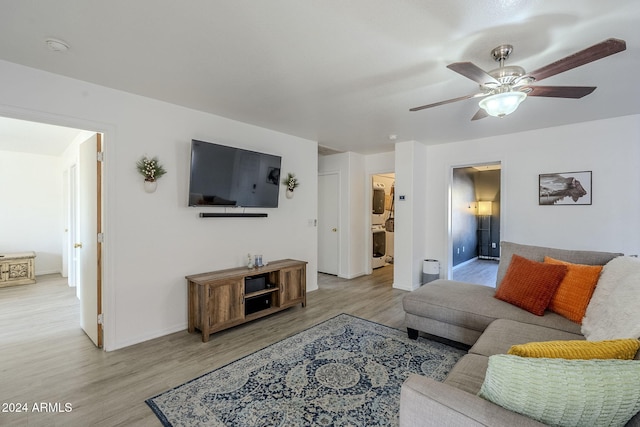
left=97, top=151, right=104, bottom=162
left=97, top=313, right=104, bottom=324
left=97, top=233, right=105, bottom=243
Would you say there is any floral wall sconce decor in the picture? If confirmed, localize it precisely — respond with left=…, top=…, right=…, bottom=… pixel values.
left=136, top=156, right=167, bottom=193
left=282, top=172, right=299, bottom=199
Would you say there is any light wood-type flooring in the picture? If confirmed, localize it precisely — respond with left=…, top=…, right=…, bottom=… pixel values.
left=0, top=266, right=407, bottom=426
left=452, top=258, right=499, bottom=287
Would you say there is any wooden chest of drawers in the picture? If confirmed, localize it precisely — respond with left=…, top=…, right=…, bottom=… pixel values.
left=0, top=252, right=36, bottom=287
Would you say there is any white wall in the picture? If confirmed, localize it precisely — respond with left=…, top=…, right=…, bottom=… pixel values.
left=347, top=153, right=366, bottom=277
left=365, top=152, right=395, bottom=175
left=393, top=141, right=428, bottom=291
left=0, top=151, right=63, bottom=274
left=0, top=60, right=318, bottom=350
left=394, top=114, right=640, bottom=290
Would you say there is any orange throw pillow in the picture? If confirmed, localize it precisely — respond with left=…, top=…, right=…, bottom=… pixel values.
left=544, top=256, right=603, bottom=324
left=495, top=255, right=568, bottom=315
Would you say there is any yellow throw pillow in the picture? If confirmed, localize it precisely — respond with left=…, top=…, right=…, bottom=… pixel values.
left=508, top=339, right=640, bottom=359
left=544, top=256, right=603, bottom=324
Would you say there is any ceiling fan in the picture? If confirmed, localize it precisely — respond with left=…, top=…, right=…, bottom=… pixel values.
left=410, top=38, right=626, bottom=120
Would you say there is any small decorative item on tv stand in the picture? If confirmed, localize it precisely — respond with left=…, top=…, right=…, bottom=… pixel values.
left=247, top=254, right=265, bottom=269
left=254, top=254, right=264, bottom=268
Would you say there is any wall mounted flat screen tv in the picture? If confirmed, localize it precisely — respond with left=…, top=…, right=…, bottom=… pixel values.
left=188, top=140, right=281, bottom=208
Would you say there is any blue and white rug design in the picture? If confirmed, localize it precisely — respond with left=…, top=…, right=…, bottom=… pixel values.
left=146, top=313, right=465, bottom=426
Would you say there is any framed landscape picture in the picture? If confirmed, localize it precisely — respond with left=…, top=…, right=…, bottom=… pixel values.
left=539, top=171, right=592, bottom=205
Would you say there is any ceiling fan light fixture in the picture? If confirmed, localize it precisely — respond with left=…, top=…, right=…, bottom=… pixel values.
left=478, top=91, right=526, bottom=118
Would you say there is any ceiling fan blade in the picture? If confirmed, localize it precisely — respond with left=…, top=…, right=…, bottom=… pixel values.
left=526, top=38, right=626, bottom=82
left=471, top=109, right=488, bottom=121
left=447, top=62, right=499, bottom=85
left=409, top=92, right=483, bottom=112
left=524, top=85, right=597, bottom=98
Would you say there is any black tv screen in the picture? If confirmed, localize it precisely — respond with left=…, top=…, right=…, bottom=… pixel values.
left=188, top=140, right=281, bottom=208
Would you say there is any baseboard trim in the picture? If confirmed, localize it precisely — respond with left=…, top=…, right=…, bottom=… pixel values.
left=109, top=323, right=187, bottom=351
left=35, top=269, right=62, bottom=276
left=452, top=257, right=478, bottom=270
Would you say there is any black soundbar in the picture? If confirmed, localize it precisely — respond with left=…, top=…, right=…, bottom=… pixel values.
left=199, top=212, right=268, bottom=218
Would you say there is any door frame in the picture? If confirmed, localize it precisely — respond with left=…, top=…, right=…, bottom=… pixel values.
left=0, top=106, right=113, bottom=350
left=447, top=160, right=504, bottom=281
left=69, top=163, right=78, bottom=289
left=96, top=134, right=103, bottom=347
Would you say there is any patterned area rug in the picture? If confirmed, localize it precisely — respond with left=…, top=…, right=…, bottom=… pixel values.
left=146, top=314, right=465, bottom=426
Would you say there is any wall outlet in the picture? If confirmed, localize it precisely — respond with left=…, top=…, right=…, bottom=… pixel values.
left=491, top=242, right=497, bottom=249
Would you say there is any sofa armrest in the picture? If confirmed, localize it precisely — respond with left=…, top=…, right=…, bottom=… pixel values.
left=400, top=375, right=547, bottom=427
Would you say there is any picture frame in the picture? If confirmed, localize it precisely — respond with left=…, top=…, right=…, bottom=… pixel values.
left=539, top=171, right=592, bottom=205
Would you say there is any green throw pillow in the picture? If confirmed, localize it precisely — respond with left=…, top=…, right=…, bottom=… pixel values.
left=478, top=355, right=640, bottom=427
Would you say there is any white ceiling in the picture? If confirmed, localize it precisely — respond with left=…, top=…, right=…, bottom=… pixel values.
left=0, top=0, right=639, bottom=155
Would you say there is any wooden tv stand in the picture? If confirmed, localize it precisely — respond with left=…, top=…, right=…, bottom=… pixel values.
left=186, top=259, right=307, bottom=342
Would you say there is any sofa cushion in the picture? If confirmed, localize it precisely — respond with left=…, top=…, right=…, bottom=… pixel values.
left=403, top=281, right=582, bottom=340
left=582, top=256, right=640, bottom=341
left=545, top=256, right=603, bottom=324
left=479, top=355, right=640, bottom=427
left=496, top=241, right=622, bottom=287
left=400, top=375, right=549, bottom=427
left=508, top=338, right=640, bottom=360
left=443, top=353, right=488, bottom=395
left=495, top=255, right=567, bottom=315
left=469, top=319, right=583, bottom=357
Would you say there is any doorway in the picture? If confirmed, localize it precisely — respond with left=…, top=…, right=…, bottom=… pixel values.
left=0, top=115, right=104, bottom=348
left=371, top=173, right=395, bottom=270
left=450, top=163, right=501, bottom=284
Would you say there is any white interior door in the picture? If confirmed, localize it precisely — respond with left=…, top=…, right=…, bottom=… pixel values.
left=318, top=173, right=339, bottom=275
left=78, top=134, right=102, bottom=347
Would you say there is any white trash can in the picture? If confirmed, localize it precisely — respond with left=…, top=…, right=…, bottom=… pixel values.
left=422, top=259, right=440, bottom=284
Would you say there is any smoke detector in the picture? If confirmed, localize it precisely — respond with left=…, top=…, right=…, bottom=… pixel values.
left=45, top=38, right=70, bottom=52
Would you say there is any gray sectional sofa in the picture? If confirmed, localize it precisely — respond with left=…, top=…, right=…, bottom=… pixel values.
left=400, top=241, right=640, bottom=427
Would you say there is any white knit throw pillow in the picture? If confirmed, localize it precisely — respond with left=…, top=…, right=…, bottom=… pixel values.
left=582, top=256, right=640, bottom=341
